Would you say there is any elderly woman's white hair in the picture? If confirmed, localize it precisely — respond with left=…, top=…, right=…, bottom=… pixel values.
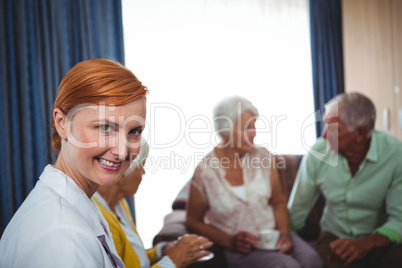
left=213, top=96, right=259, bottom=138
left=123, top=138, right=149, bottom=176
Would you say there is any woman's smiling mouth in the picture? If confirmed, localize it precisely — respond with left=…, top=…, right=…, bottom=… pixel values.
left=97, top=158, right=122, bottom=171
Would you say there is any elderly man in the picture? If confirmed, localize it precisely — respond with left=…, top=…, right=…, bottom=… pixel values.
left=288, top=92, right=402, bottom=268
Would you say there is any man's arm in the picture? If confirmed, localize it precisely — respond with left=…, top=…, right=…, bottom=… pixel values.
left=373, top=153, right=402, bottom=244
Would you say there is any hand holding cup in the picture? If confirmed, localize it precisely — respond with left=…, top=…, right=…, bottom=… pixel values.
left=166, top=234, right=213, bottom=268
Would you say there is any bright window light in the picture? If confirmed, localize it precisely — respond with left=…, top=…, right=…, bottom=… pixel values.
left=122, top=0, right=316, bottom=249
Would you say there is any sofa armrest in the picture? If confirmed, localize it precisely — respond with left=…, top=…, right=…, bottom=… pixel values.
left=153, top=210, right=187, bottom=245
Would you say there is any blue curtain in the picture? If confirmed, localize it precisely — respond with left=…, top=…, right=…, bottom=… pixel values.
left=309, top=0, right=345, bottom=137
left=0, top=0, right=125, bottom=233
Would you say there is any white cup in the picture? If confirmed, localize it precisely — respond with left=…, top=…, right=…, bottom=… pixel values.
left=197, top=251, right=214, bottom=262
left=258, top=229, right=280, bottom=249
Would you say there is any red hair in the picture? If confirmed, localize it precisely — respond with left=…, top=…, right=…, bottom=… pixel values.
left=51, top=59, right=148, bottom=151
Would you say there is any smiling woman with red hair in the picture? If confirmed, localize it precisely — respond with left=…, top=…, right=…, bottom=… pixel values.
left=0, top=59, right=148, bottom=267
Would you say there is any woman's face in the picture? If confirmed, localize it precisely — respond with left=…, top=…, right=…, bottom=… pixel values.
left=120, top=159, right=146, bottom=198
left=231, top=111, right=257, bottom=154
left=57, top=97, right=146, bottom=194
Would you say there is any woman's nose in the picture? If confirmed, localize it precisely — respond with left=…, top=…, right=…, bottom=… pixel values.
left=322, top=125, right=328, bottom=139
left=111, top=135, right=128, bottom=160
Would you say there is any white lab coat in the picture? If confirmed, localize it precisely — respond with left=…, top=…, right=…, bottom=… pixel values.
left=0, top=165, right=125, bottom=268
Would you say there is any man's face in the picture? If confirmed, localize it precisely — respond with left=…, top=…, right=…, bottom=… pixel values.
left=322, top=109, right=359, bottom=153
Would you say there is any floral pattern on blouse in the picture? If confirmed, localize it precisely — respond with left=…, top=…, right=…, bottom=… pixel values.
left=191, top=147, right=276, bottom=236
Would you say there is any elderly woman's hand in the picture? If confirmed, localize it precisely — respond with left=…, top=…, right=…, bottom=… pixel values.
left=276, top=231, right=292, bottom=253
left=165, top=234, right=213, bottom=268
left=231, top=231, right=258, bottom=254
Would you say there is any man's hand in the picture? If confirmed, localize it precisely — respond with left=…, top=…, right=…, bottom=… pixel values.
left=329, top=234, right=390, bottom=267
left=329, top=237, right=371, bottom=266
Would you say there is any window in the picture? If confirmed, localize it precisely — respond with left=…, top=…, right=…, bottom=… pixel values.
left=122, top=0, right=315, bottom=248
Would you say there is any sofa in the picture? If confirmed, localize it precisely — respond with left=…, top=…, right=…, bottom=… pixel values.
left=152, top=154, right=324, bottom=267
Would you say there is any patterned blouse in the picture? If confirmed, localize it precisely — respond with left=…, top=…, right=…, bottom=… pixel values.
left=191, top=147, right=276, bottom=236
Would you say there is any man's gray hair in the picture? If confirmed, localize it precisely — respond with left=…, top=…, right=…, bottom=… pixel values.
left=213, top=96, right=259, bottom=138
left=325, top=92, right=376, bottom=135
left=124, top=138, right=149, bottom=176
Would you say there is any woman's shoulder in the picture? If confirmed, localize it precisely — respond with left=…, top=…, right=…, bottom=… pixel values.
left=194, top=149, right=218, bottom=170
left=1, top=188, right=103, bottom=262
left=12, top=185, right=96, bottom=235
left=250, top=146, right=271, bottom=157
left=192, top=149, right=224, bottom=185
left=1, top=220, right=104, bottom=268
left=5, top=168, right=107, bottom=246
left=203, top=149, right=218, bottom=160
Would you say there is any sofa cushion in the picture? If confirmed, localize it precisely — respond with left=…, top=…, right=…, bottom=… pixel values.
left=171, top=181, right=191, bottom=210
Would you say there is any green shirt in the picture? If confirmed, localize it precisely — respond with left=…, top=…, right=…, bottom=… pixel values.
left=288, top=131, right=402, bottom=243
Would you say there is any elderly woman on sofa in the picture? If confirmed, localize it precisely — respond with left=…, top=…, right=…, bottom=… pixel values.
left=185, top=96, right=323, bottom=268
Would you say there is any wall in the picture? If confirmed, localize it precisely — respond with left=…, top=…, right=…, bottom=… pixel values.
left=342, top=0, right=402, bottom=140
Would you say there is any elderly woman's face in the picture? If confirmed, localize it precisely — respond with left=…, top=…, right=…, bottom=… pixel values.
left=120, top=159, right=146, bottom=198
left=61, top=97, right=146, bottom=189
left=231, top=111, right=257, bottom=154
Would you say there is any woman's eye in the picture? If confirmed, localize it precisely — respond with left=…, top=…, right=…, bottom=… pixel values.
left=129, top=129, right=142, bottom=137
left=99, top=125, right=112, bottom=132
